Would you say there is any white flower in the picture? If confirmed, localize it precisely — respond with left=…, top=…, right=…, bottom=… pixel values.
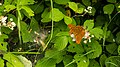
left=72, top=38, right=76, bottom=41
left=0, top=32, right=2, bottom=35
left=83, top=40, right=87, bottom=44
left=87, top=6, right=92, bottom=10
left=10, top=18, right=13, bottom=21
left=11, top=22, right=16, bottom=27
left=91, top=35, right=94, bottom=37
left=88, top=37, right=91, bottom=42
left=70, top=34, right=75, bottom=38
left=34, top=31, right=39, bottom=35
left=0, top=3, right=2, bottom=5
left=84, top=31, right=90, bottom=39
left=1, top=16, right=7, bottom=23
left=84, top=9, right=88, bottom=13
left=113, top=39, right=115, bottom=42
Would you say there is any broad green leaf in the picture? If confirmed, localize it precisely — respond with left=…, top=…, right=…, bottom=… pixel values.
left=21, top=6, right=34, bottom=16
left=100, top=54, right=107, bottom=67
left=0, top=57, right=4, bottom=67
left=51, top=8, right=64, bottom=22
left=68, top=2, right=78, bottom=12
left=76, top=8, right=84, bottom=14
left=89, top=60, right=100, bottom=67
left=30, top=4, right=44, bottom=14
left=82, top=0, right=91, bottom=6
left=1, top=27, right=12, bottom=34
left=17, top=55, right=32, bottom=67
left=20, top=22, right=33, bottom=43
left=30, top=17, right=39, bottom=34
left=63, top=55, right=76, bottom=67
left=67, top=43, right=84, bottom=53
left=118, top=45, right=120, bottom=55
left=18, top=0, right=34, bottom=5
left=4, top=5, right=16, bottom=12
left=107, top=0, right=116, bottom=3
left=90, top=28, right=103, bottom=39
left=0, top=34, right=8, bottom=42
left=45, top=49, right=65, bottom=63
left=84, top=20, right=94, bottom=31
left=56, top=32, right=69, bottom=36
left=54, top=0, right=70, bottom=4
left=6, top=62, right=13, bottom=67
left=106, top=43, right=118, bottom=55
left=74, top=54, right=89, bottom=67
left=3, top=53, right=24, bottom=67
left=0, top=42, right=7, bottom=51
left=103, top=4, right=114, bottom=14
left=35, top=57, right=56, bottom=67
left=54, top=36, right=68, bottom=51
left=64, top=16, right=72, bottom=25
left=84, top=40, right=102, bottom=59
left=116, top=32, right=120, bottom=44
left=105, top=56, right=120, bottom=67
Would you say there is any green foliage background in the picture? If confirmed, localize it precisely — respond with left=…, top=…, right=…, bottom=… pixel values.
left=0, top=0, right=120, bottom=67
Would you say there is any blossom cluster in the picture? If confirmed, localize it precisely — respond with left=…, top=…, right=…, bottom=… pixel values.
left=0, top=16, right=16, bottom=35
left=84, top=6, right=92, bottom=13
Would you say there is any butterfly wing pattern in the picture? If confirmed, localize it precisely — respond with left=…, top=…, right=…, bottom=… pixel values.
left=68, top=24, right=85, bottom=44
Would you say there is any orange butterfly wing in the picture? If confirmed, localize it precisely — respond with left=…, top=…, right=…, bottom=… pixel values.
left=68, top=24, right=85, bottom=44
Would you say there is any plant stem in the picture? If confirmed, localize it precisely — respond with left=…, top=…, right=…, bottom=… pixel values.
left=65, top=50, right=95, bottom=67
left=43, top=0, right=54, bottom=51
left=10, top=52, right=40, bottom=54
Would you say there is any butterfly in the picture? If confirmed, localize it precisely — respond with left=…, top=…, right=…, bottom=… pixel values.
left=68, top=24, right=85, bottom=44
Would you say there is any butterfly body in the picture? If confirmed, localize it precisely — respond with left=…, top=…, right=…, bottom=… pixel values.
left=68, top=24, right=85, bottom=44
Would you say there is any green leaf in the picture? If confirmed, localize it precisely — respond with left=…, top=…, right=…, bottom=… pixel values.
left=90, top=28, right=103, bottom=39
left=67, top=44, right=84, bottom=54
left=18, top=0, right=34, bottom=5
left=0, top=42, right=7, bottom=51
left=118, top=45, right=120, bottom=55
left=84, top=20, right=94, bottom=31
left=64, top=16, right=72, bottom=25
left=51, top=8, right=64, bottom=22
left=103, top=4, right=114, bottom=14
left=84, top=40, right=102, bottom=59
left=0, top=57, right=4, bottom=67
left=54, top=0, right=70, bottom=4
left=54, top=36, right=68, bottom=51
left=1, top=27, right=12, bottom=34
left=116, top=32, right=120, bottom=44
left=35, top=57, right=56, bottom=67
left=89, top=60, right=100, bottom=67
left=0, top=34, right=8, bottom=42
left=107, top=0, right=116, bottom=3
left=45, top=49, right=65, bottom=63
left=63, top=55, right=76, bottom=67
left=74, top=54, right=89, bottom=67
left=21, top=6, right=34, bottom=16
left=106, top=43, right=118, bottom=55
left=82, top=0, right=91, bottom=6
left=4, top=5, right=16, bottom=12
left=76, top=8, right=84, bottom=14
left=3, top=53, right=24, bottom=67
left=100, top=54, right=107, bottom=67
left=105, top=56, right=120, bottom=67
left=56, top=32, right=69, bottom=36
left=30, top=4, right=44, bottom=14
left=68, top=2, right=78, bottom=12
left=41, top=8, right=51, bottom=22
left=17, top=55, right=32, bottom=67
left=21, top=22, right=33, bottom=43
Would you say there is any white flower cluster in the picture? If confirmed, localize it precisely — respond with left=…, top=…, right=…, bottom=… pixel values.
left=70, top=30, right=94, bottom=44
left=84, top=6, right=92, bottom=13
left=0, top=16, right=16, bottom=30
left=83, top=31, right=94, bottom=44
